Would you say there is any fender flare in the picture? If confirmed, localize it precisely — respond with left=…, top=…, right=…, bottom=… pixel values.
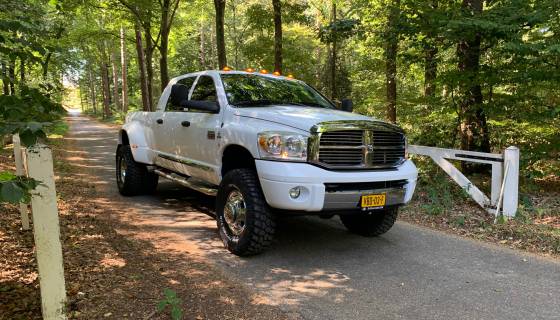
left=119, top=122, right=155, bottom=164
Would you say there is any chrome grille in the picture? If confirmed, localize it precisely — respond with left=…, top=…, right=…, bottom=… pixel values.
left=318, top=130, right=364, bottom=166
left=313, top=128, right=405, bottom=169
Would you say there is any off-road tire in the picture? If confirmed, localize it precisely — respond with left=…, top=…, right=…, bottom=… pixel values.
left=116, top=145, right=158, bottom=196
left=216, top=169, right=275, bottom=256
left=340, top=207, right=399, bottom=237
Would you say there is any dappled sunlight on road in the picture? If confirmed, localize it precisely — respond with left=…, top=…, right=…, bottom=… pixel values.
left=60, top=113, right=560, bottom=320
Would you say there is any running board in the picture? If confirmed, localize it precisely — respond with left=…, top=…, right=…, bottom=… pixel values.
left=153, top=168, right=218, bottom=196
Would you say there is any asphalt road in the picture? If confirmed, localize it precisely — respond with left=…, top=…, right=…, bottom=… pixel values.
left=65, top=111, right=560, bottom=320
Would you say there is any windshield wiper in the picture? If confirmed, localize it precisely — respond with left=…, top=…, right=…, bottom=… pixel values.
left=233, top=99, right=276, bottom=107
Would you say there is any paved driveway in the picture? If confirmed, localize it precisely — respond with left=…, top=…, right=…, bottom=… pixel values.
left=65, top=111, right=560, bottom=320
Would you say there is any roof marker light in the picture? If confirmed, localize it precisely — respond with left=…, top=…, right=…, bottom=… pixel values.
left=260, top=69, right=268, bottom=74
left=245, top=68, right=255, bottom=72
left=273, top=71, right=281, bottom=76
left=222, top=66, right=232, bottom=71
left=287, top=73, right=294, bottom=79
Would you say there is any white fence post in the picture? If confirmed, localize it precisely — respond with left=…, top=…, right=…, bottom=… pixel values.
left=25, top=144, right=67, bottom=320
left=13, top=134, right=30, bottom=230
left=502, top=146, right=519, bottom=217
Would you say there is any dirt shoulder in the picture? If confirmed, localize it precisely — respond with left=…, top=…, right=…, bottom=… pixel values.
left=400, top=161, right=560, bottom=258
left=0, top=129, right=297, bottom=319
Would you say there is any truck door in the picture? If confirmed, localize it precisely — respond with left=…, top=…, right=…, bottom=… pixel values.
left=153, top=76, right=197, bottom=174
left=171, top=74, right=223, bottom=183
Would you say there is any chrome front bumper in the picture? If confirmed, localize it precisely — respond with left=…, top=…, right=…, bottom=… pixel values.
left=256, top=160, right=418, bottom=212
left=323, top=187, right=406, bottom=210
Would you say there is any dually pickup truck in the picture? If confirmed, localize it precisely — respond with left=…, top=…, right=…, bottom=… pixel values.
left=116, top=70, right=418, bottom=256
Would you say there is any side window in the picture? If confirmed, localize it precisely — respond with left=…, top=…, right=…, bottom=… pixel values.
left=166, top=77, right=195, bottom=111
left=190, top=76, right=217, bottom=102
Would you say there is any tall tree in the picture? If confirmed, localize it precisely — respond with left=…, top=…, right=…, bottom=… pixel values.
left=1, top=62, right=8, bottom=95
left=423, top=0, right=438, bottom=97
left=385, top=0, right=400, bottom=123
left=272, top=0, right=283, bottom=73
left=111, top=51, right=120, bottom=109
left=456, top=0, right=489, bottom=153
left=330, top=2, right=337, bottom=100
left=135, top=22, right=151, bottom=111
left=88, top=66, right=97, bottom=115
left=8, top=58, right=15, bottom=95
left=214, top=0, right=227, bottom=69
left=100, top=61, right=112, bottom=118
left=120, top=26, right=128, bottom=113
left=159, top=0, right=180, bottom=90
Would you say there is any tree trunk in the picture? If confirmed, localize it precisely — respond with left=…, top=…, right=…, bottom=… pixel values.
left=424, top=45, right=437, bottom=97
left=199, top=22, right=206, bottom=69
left=111, top=51, right=120, bottom=109
left=8, top=58, right=15, bottom=95
left=100, top=62, right=112, bottom=118
left=42, top=53, right=52, bottom=81
left=330, top=2, right=337, bottom=100
left=457, top=0, right=489, bottom=154
left=273, top=0, right=283, bottom=73
left=1, top=62, right=9, bottom=95
left=88, top=67, right=97, bottom=114
left=214, top=0, right=227, bottom=69
left=144, top=27, right=154, bottom=109
left=159, top=0, right=171, bottom=91
left=120, top=27, right=129, bottom=113
left=135, top=23, right=151, bottom=112
left=385, top=0, right=400, bottom=123
left=423, top=1, right=438, bottom=97
left=19, top=58, right=25, bottom=89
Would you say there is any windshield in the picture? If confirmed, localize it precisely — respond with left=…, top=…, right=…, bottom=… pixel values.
left=220, top=73, right=335, bottom=109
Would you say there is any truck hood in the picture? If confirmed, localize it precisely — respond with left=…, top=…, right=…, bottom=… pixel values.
left=232, top=105, right=377, bottom=132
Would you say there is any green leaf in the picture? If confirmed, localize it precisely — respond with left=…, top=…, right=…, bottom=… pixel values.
left=0, top=181, right=25, bottom=204
left=156, top=300, right=167, bottom=312
left=0, top=171, right=17, bottom=182
left=170, top=306, right=183, bottom=320
left=164, top=288, right=177, bottom=299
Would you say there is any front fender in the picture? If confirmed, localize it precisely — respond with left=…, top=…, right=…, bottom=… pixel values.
left=120, top=121, right=156, bottom=165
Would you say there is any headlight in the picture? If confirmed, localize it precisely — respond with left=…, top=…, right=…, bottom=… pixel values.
left=258, top=131, right=307, bottom=161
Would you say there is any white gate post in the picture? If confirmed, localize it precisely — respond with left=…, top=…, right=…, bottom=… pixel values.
left=26, top=144, right=67, bottom=320
left=13, top=134, right=30, bottom=230
left=502, top=146, right=519, bottom=217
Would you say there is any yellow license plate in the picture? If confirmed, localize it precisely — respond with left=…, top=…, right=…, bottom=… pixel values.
left=361, top=194, right=386, bottom=208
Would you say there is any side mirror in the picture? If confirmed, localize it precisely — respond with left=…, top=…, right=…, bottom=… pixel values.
left=341, top=98, right=353, bottom=112
left=180, top=100, right=220, bottom=113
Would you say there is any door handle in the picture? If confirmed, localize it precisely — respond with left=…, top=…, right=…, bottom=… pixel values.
left=156, top=119, right=163, bottom=124
left=181, top=121, right=191, bottom=127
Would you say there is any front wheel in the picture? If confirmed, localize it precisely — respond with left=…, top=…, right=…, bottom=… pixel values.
left=116, top=145, right=158, bottom=196
left=339, top=207, right=399, bottom=237
left=216, top=169, right=275, bottom=256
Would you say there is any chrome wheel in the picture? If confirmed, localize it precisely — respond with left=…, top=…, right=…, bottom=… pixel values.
left=223, top=188, right=247, bottom=236
left=119, top=157, right=127, bottom=183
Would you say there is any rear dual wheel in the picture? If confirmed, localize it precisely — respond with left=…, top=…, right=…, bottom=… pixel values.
left=340, top=207, right=399, bottom=237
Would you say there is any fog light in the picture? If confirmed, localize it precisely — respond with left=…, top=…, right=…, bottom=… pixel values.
left=289, top=187, right=301, bottom=199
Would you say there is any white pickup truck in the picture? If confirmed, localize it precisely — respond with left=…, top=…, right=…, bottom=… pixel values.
left=116, top=70, right=417, bottom=256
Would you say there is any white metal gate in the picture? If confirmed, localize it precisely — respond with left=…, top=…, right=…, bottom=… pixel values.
left=408, top=145, right=519, bottom=218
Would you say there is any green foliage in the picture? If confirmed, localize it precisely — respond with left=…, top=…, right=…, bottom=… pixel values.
left=0, top=87, right=65, bottom=145
left=319, top=19, right=360, bottom=43
left=0, top=172, right=40, bottom=204
left=156, top=288, right=183, bottom=320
